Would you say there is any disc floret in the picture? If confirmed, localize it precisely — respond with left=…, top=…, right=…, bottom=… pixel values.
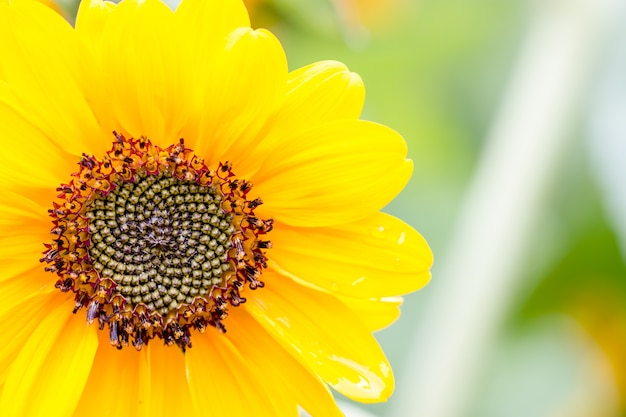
left=40, top=134, right=272, bottom=351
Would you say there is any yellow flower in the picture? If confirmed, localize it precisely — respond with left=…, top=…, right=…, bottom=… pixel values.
left=0, top=0, right=432, bottom=416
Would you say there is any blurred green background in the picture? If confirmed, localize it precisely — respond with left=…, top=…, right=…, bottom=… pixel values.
left=53, top=0, right=626, bottom=416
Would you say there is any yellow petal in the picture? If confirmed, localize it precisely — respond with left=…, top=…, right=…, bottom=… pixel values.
left=0, top=189, right=50, bottom=232
left=0, top=269, right=54, bottom=319
left=96, top=0, right=189, bottom=145
left=73, top=331, right=149, bottom=417
left=234, top=60, right=364, bottom=180
left=263, top=60, right=365, bottom=143
left=186, top=328, right=287, bottom=416
left=0, top=234, right=47, bottom=262
left=0, top=0, right=106, bottom=158
left=285, top=60, right=364, bottom=120
left=138, top=343, right=193, bottom=417
left=337, top=295, right=404, bottom=332
left=252, top=120, right=412, bottom=227
left=175, top=0, right=250, bottom=81
left=75, top=0, right=116, bottom=52
left=0, top=297, right=98, bottom=417
left=269, top=212, right=432, bottom=298
left=0, top=190, right=57, bottom=286
left=189, top=27, right=288, bottom=178
left=245, top=271, right=394, bottom=402
left=175, top=0, right=250, bottom=46
left=0, top=291, right=65, bottom=385
left=0, top=98, right=74, bottom=193
left=227, top=308, right=345, bottom=417
left=74, top=0, right=119, bottom=146
left=174, top=0, right=250, bottom=153
left=0, top=237, right=51, bottom=283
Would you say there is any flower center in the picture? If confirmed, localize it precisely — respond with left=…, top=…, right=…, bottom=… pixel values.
left=86, top=174, right=234, bottom=316
left=40, top=134, right=272, bottom=351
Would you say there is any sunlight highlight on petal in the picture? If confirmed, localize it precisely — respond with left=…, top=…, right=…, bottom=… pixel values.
left=270, top=212, right=432, bottom=297
left=246, top=272, right=395, bottom=402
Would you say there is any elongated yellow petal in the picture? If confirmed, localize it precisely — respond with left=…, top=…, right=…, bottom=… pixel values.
left=0, top=191, right=53, bottom=275
left=0, top=297, right=98, bottom=417
left=186, top=329, right=288, bottom=416
left=0, top=98, right=74, bottom=193
left=245, top=271, right=394, bottom=402
left=337, top=295, right=404, bottom=332
left=0, top=235, right=47, bottom=262
left=0, top=291, right=64, bottom=385
left=75, top=0, right=116, bottom=51
left=175, top=0, right=250, bottom=93
left=0, top=256, right=37, bottom=286
left=286, top=60, right=364, bottom=119
left=138, top=343, right=194, bottom=417
left=74, top=0, right=119, bottom=144
left=0, top=269, right=54, bottom=319
left=0, top=235, right=47, bottom=273
left=263, top=60, right=365, bottom=142
left=269, top=212, right=432, bottom=297
left=0, top=190, right=49, bottom=230
left=235, top=60, right=364, bottom=179
left=189, top=27, right=287, bottom=177
left=95, top=0, right=190, bottom=145
left=73, top=331, right=149, bottom=417
left=253, top=120, right=412, bottom=227
left=176, top=0, right=250, bottom=30
left=0, top=0, right=106, bottom=158
left=227, top=308, right=346, bottom=417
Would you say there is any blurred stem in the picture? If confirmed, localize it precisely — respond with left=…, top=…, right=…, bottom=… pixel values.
left=393, top=1, right=619, bottom=416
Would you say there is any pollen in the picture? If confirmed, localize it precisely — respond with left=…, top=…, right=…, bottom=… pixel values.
left=40, top=134, right=272, bottom=351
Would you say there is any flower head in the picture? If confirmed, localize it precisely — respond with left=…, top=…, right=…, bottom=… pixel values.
left=0, top=0, right=432, bottom=415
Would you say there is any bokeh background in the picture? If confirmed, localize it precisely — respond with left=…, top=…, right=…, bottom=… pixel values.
left=50, top=0, right=626, bottom=416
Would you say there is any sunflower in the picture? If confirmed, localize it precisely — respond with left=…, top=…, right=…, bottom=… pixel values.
left=0, top=0, right=432, bottom=416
